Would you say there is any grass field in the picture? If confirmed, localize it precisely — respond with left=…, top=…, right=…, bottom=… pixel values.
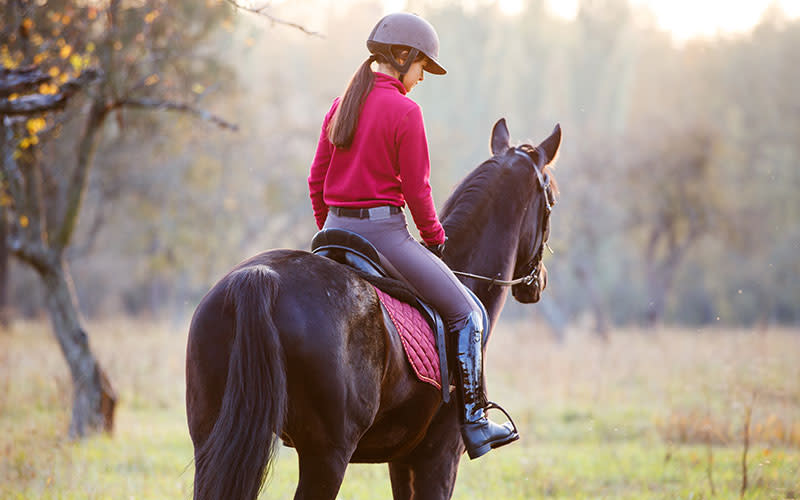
left=1, top=318, right=798, bottom=499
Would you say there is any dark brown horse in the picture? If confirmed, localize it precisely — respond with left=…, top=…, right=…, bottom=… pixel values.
left=186, top=119, right=562, bottom=500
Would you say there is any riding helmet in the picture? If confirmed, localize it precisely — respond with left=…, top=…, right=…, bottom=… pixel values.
left=367, top=12, right=447, bottom=75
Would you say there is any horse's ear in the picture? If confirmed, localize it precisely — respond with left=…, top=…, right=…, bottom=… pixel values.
left=491, top=118, right=510, bottom=155
left=537, top=123, right=562, bottom=165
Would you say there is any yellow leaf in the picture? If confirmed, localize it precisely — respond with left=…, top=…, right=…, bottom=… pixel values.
left=144, top=74, right=160, bottom=86
left=62, top=15, right=71, bottom=25
left=26, top=117, right=46, bottom=135
left=8, top=93, right=19, bottom=101
left=33, top=52, right=47, bottom=64
left=49, top=66, right=60, bottom=77
left=59, top=45, right=72, bottom=59
left=51, top=12, right=62, bottom=23
left=39, top=82, right=58, bottom=95
left=29, top=135, right=39, bottom=146
left=0, top=194, right=12, bottom=207
left=19, top=215, right=29, bottom=228
left=31, top=34, right=44, bottom=46
left=144, top=10, right=160, bottom=24
left=20, top=138, right=30, bottom=149
left=192, top=83, right=205, bottom=94
left=22, top=18, right=34, bottom=30
left=1, top=51, right=18, bottom=69
left=86, top=42, right=95, bottom=53
left=58, top=73, right=69, bottom=84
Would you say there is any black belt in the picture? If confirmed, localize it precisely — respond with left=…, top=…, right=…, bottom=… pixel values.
left=329, top=205, right=402, bottom=219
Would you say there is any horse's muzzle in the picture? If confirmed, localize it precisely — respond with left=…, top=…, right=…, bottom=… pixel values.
left=511, top=264, right=547, bottom=303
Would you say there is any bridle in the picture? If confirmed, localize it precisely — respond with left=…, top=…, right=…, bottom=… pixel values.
left=451, top=147, right=555, bottom=289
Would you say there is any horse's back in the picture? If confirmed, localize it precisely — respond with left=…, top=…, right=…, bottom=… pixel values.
left=187, top=248, right=442, bottom=463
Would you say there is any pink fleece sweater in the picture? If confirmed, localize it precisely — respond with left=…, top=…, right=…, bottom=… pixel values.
left=307, top=72, right=446, bottom=246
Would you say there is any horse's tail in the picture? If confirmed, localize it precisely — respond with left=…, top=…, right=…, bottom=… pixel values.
left=194, top=265, right=287, bottom=500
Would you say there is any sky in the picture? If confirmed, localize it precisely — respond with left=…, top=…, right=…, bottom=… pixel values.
left=375, top=0, right=800, bottom=41
left=518, top=0, right=800, bottom=41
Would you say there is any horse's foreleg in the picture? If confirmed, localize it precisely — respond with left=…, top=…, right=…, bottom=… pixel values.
left=388, top=404, right=464, bottom=500
left=388, top=462, right=413, bottom=499
left=388, top=453, right=460, bottom=500
left=293, top=446, right=353, bottom=500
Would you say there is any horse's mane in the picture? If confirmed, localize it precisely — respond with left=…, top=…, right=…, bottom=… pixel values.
left=440, top=146, right=558, bottom=239
left=439, top=159, right=505, bottom=237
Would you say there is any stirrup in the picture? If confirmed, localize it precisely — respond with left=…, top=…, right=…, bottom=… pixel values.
left=484, top=401, right=518, bottom=437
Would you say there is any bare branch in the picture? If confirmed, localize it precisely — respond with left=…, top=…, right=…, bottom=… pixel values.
left=114, top=97, right=239, bottom=131
left=225, top=0, right=324, bottom=37
left=52, top=101, right=108, bottom=253
left=0, top=67, right=52, bottom=97
left=0, top=69, right=103, bottom=116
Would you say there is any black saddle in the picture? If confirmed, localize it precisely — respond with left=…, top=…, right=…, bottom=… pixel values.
left=311, top=228, right=451, bottom=402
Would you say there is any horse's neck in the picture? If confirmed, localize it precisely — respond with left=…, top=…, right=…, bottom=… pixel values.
left=445, top=199, right=526, bottom=328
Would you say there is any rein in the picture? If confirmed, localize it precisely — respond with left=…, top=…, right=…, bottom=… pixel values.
left=451, top=147, right=555, bottom=289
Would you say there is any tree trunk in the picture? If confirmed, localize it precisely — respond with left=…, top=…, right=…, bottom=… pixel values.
left=0, top=190, right=8, bottom=330
left=40, top=255, right=116, bottom=438
left=575, top=261, right=610, bottom=340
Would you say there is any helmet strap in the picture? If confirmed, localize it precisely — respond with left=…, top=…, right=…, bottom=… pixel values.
left=394, top=48, right=419, bottom=85
left=373, top=47, right=419, bottom=86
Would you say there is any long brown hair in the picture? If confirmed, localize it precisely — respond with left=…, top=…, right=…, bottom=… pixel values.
left=327, top=47, right=423, bottom=149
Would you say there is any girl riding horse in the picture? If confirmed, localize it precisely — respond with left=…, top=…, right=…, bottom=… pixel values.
left=307, top=12, right=517, bottom=459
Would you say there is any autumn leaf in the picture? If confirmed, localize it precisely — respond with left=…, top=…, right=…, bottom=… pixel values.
left=69, top=54, right=84, bottom=72
left=39, top=82, right=59, bottom=95
left=26, top=118, right=47, bottom=135
left=19, top=215, right=29, bottom=228
left=144, top=74, right=160, bottom=86
left=60, top=45, right=73, bottom=59
left=49, top=66, right=61, bottom=77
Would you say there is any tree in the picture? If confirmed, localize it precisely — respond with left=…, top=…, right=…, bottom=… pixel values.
left=1, top=0, right=234, bottom=438
left=625, top=129, right=720, bottom=325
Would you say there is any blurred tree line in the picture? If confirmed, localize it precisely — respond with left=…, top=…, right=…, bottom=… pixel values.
left=3, top=0, right=799, bottom=335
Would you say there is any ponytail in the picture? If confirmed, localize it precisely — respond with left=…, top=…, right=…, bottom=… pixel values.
left=327, top=55, right=377, bottom=148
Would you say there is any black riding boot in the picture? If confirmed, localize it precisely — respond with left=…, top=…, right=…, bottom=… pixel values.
left=454, top=311, right=519, bottom=459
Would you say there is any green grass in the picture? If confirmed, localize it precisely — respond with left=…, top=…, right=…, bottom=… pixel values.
left=1, top=319, right=799, bottom=499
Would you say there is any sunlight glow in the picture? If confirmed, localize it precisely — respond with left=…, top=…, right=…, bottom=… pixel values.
left=545, top=0, right=578, bottom=20
left=376, top=0, right=800, bottom=42
left=631, top=0, right=800, bottom=40
left=541, top=0, right=800, bottom=41
left=498, top=0, right=524, bottom=15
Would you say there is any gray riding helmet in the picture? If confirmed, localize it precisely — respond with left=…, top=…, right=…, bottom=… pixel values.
left=367, top=12, right=447, bottom=75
